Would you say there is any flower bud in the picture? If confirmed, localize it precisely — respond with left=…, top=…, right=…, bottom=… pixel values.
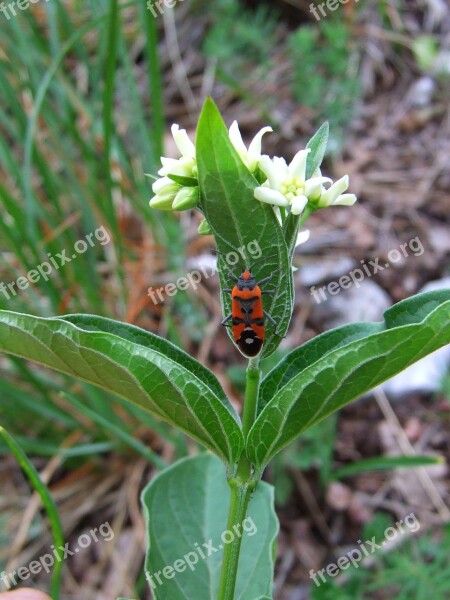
left=197, top=219, right=212, bottom=235
left=149, top=181, right=181, bottom=210
left=172, top=186, right=200, bottom=211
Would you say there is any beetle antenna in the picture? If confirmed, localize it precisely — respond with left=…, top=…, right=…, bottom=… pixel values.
left=248, top=252, right=279, bottom=272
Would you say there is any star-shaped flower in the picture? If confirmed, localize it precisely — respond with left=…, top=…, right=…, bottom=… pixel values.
left=254, top=150, right=357, bottom=214
left=254, top=149, right=332, bottom=215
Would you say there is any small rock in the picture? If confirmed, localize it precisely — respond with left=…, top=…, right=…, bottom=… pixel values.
left=382, top=277, right=450, bottom=397
left=349, top=493, right=374, bottom=524
left=406, top=77, right=435, bottom=108
left=299, top=257, right=356, bottom=287
left=315, top=279, right=392, bottom=328
left=326, top=481, right=353, bottom=511
left=404, top=417, right=424, bottom=443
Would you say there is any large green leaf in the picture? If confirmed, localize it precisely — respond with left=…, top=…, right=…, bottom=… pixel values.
left=0, top=311, right=244, bottom=465
left=248, top=290, right=450, bottom=469
left=142, top=453, right=278, bottom=600
left=196, top=98, right=293, bottom=359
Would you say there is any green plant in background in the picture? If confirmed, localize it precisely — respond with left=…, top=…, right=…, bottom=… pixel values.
left=0, top=99, right=449, bottom=599
left=270, top=416, right=337, bottom=506
left=289, top=20, right=361, bottom=151
left=311, top=517, right=450, bottom=600
left=202, top=0, right=278, bottom=80
left=0, top=1, right=193, bottom=491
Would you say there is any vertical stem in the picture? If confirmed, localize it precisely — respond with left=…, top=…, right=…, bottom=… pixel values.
left=217, top=480, right=253, bottom=600
left=217, top=357, right=261, bottom=600
left=241, top=357, right=261, bottom=439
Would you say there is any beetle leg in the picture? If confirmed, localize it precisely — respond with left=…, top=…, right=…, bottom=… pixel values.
left=221, top=313, right=233, bottom=326
left=256, top=273, right=274, bottom=286
left=263, top=310, right=277, bottom=326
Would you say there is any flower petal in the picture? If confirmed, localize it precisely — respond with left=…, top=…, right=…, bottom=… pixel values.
left=228, top=121, right=248, bottom=157
left=332, top=193, right=357, bottom=206
left=290, top=195, right=308, bottom=215
left=171, top=124, right=195, bottom=158
left=305, top=176, right=333, bottom=198
left=296, top=229, right=311, bottom=247
left=319, top=175, right=349, bottom=206
left=273, top=156, right=288, bottom=177
left=247, top=126, right=272, bottom=163
left=305, top=176, right=331, bottom=200
left=288, top=148, right=310, bottom=180
left=158, top=157, right=179, bottom=176
left=254, top=186, right=289, bottom=207
left=259, top=155, right=286, bottom=190
left=152, top=176, right=173, bottom=194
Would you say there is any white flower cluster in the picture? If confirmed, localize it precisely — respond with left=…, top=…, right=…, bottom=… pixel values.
left=149, top=121, right=357, bottom=239
left=255, top=150, right=356, bottom=214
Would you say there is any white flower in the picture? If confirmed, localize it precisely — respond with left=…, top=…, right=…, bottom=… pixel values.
left=158, top=124, right=196, bottom=178
left=150, top=120, right=274, bottom=211
left=228, top=121, right=272, bottom=172
left=316, top=175, right=357, bottom=208
left=156, top=121, right=272, bottom=182
left=254, top=149, right=330, bottom=215
left=150, top=124, right=199, bottom=211
left=254, top=149, right=357, bottom=214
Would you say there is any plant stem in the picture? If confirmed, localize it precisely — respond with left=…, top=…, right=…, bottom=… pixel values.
left=217, top=357, right=261, bottom=599
left=217, top=479, right=253, bottom=600
left=241, top=357, right=261, bottom=439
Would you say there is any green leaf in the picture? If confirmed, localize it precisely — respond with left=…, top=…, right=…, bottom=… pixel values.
left=0, top=311, right=244, bottom=465
left=305, top=121, right=329, bottom=179
left=142, top=454, right=278, bottom=600
left=332, top=455, right=443, bottom=481
left=248, top=290, right=450, bottom=469
left=167, top=173, right=199, bottom=187
left=0, top=427, right=64, bottom=599
left=196, top=98, right=293, bottom=359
